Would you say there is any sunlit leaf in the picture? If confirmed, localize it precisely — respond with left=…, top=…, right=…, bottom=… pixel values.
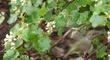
left=4, top=50, right=19, bottom=60
left=97, top=46, right=107, bottom=58
left=90, top=15, right=107, bottom=27
left=15, top=39, right=23, bottom=48
left=38, top=6, right=47, bottom=17
left=34, top=37, right=51, bottom=54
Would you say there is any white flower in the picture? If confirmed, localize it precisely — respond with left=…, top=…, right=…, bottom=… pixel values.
left=4, top=32, right=17, bottom=50
left=95, top=0, right=98, bottom=2
left=108, top=54, right=110, bottom=60
left=8, top=39, right=12, bottom=42
left=108, top=31, right=110, bottom=35
left=46, top=21, right=56, bottom=34
left=53, top=25, right=55, bottom=28
left=11, top=42, right=15, bottom=46
left=6, top=34, right=10, bottom=38
left=10, top=32, right=13, bottom=35
left=13, top=38, right=17, bottom=41
left=4, top=39, right=8, bottom=42
left=10, top=47, right=15, bottom=50
left=107, top=31, right=110, bottom=42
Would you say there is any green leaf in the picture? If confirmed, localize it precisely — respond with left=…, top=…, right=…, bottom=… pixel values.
left=47, top=0, right=53, bottom=4
left=44, top=10, right=52, bottom=21
left=22, top=28, right=30, bottom=42
left=22, top=1, right=34, bottom=15
left=58, top=28, right=64, bottom=36
left=77, top=11, right=89, bottom=25
left=15, top=39, right=23, bottom=48
left=31, top=10, right=39, bottom=22
left=55, top=11, right=67, bottom=36
left=71, top=10, right=80, bottom=27
left=66, top=2, right=77, bottom=12
left=16, top=0, right=20, bottom=4
left=31, top=0, right=37, bottom=5
left=20, top=55, right=30, bottom=60
left=46, top=0, right=56, bottom=8
left=92, top=37, right=100, bottom=46
left=25, top=9, right=39, bottom=23
left=97, top=46, right=106, bottom=58
left=24, top=43, right=33, bottom=50
left=35, top=28, right=43, bottom=35
left=34, top=37, right=51, bottom=54
left=4, top=50, right=19, bottom=60
left=90, top=15, right=107, bottom=27
left=8, top=14, right=18, bottom=24
left=38, top=6, right=47, bottom=17
left=17, top=47, right=25, bottom=54
left=76, top=0, right=92, bottom=6
left=57, top=0, right=66, bottom=9
left=25, top=15, right=33, bottom=23
left=11, top=23, right=20, bottom=34
left=55, top=11, right=67, bottom=28
left=91, top=0, right=110, bottom=15
left=22, top=28, right=38, bottom=42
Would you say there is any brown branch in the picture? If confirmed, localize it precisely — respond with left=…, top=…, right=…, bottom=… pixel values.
left=52, top=28, right=73, bottom=48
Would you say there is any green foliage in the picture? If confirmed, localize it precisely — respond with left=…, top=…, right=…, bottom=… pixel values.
left=38, top=6, right=47, bottom=17
left=93, top=37, right=107, bottom=59
left=33, top=37, right=51, bottom=54
left=90, top=15, right=107, bottom=27
left=20, top=55, right=30, bottom=60
left=4, top=50, right=19, bottom=60
left=22, top=27, right=38, bottom=42
left=75, top=0, right=92, bottom=6
left=97, top=46, right=107, bottom=58
left=55, top=11, right=67, bottom=28
left=15, top=39, right=23, bottom=48
left=77, top=11, right=89, bottom=25
left=2, top=0, right=110, bottom=59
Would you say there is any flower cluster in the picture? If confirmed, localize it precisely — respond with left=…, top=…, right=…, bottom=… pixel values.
left=46, top=21, right=56, bottom=34
left=4, top=32, right=17, bottom=50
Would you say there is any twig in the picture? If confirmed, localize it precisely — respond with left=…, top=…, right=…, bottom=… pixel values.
left=52, top=28, right=73, bottom=48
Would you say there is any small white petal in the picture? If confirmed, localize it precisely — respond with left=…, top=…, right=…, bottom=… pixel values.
left=53, top=25, right=55, bottom=28
left=8, top=39, right=12, bottom=42
left=108, top=31, right=110, bottom=35
left=6, top=34, right=10, bottom=38
left=11, top=42, right=15, bottom=46
left=13, top=38, right=17, bottom=41
left=4, top=39, right=8, bottom=42
left=46, top=24, right=50, bottom=27
left=108, top=35, right=110, bottom=42
left=10, top=47, right=15, bottom=50
left=10, top=32, right=13, bottom=35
